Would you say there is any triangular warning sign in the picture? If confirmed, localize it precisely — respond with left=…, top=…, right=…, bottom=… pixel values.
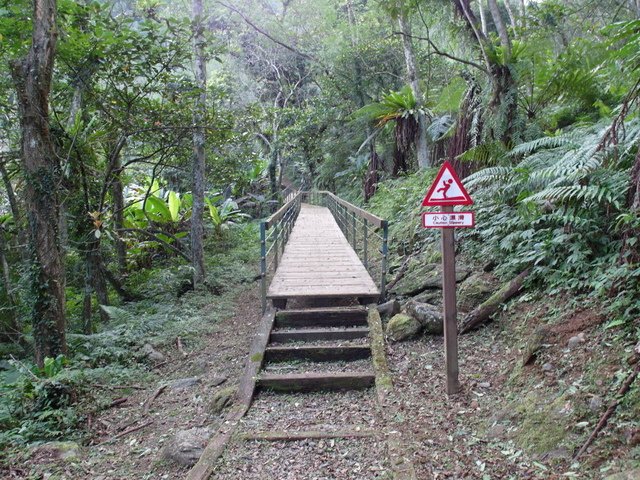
left=422, top=161, right=473, bottom=206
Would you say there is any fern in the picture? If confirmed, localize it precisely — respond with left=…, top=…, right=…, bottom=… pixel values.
left=507, top=133, right=578, bottom=158
left=99, top=305, right=136, bottom=324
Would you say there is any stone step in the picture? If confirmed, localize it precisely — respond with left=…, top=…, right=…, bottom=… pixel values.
left=269, top=327, right=370, bottom=343
left=257, top=371, right=375, bottom=392
left=264, top=345, right=371, bottom=363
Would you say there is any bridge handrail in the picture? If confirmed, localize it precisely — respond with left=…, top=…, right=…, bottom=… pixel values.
left=311, top=191, right=385, bottom=228
left=264, top=191, right=302, bottom=229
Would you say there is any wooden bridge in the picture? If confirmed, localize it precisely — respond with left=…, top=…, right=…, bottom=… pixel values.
left=187, top=192, right=417, bottom=480
left=260, top=191, right=388, bottom=311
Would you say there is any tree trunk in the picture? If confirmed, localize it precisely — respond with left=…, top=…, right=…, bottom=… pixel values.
left=0, top=231, right=22, bottom=345
left=487, top=0, right=511, bottom=58
left=397, top=8, right=430, bottom=169
left=11, top=0, right=67, bottom=367
left=503, top=0, right=518, bottom=38
left=191, top=0, right=207, bottom=287
left=519, top=0, right=526, bottom=27
left=109, top=138, right=127, bottom=275
left=0, top=161, right=28, bottom=261
left=460, top=269, right=530, bottom=333
left=478, top=0, right=487, bottom=35
left=82, top=237, right=109, bottom=333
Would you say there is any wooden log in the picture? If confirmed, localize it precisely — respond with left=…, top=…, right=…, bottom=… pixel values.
left=242, top=428, right=376, bottom=442
left=460, top=269, right=530, bottom=334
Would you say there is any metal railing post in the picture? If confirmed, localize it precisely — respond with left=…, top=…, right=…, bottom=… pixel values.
left=352, top=211, right=357, bottom=250
left=363, top=219, right=368, bottom=270
left=380, top=220, right=389, bottom=301
left=274, top=223, right=279, bottom=269
left=260, top=221, right=267, bottom=313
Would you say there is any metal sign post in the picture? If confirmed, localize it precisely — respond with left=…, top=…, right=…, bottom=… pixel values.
left=422, top=162, right=474, bottom=395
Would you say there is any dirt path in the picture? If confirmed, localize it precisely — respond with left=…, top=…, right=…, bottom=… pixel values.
left=33, top=286, right=265, bottom=480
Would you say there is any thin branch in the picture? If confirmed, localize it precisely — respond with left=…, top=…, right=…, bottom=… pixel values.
left=393, top=31, right=488, bottom=74
left=215, top=1, right=316, bottom=62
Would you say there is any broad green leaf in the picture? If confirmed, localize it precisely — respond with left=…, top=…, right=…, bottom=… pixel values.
left=167, top=191, right=180, bottom=222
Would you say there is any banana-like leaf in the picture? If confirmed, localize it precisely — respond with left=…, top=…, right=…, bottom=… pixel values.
left=167, top=191, right=180, bottom=222
left=145, top=195, right=172, bottom=223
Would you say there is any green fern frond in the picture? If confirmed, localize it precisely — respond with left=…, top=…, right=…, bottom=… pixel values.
left=507, top=134, right=578, bottom=158
left=465, top=166, right=514, bottom=188
left=100, top=305, right=136, bottom=324
left=522, top=184, right=624, bottom=207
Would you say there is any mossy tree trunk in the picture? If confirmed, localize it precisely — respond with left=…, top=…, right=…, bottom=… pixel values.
left=191, top=0, right=207, bottom=287
left=11, top=0, right=67, bottom=367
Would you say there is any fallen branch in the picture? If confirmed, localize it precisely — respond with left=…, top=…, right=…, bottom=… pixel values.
left=142, top=384, right=168, bottom=415
left=107, top=397, right=128, bottom=409
left=98, top=420, right=154, bottom=445
left=92, top=383, right=146, bottom=391
left=386, top=255, right=412, bottom=292
left=573, top=363, right=640, bottom=460
left=460, top=269, right=530, bottom=334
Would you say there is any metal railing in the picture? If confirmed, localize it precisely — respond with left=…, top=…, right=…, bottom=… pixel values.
left=306, top=191, right=389, bottom=301
left=259, top=190, right=389, bottom=313
left=259, top=192, right=303, bottom=313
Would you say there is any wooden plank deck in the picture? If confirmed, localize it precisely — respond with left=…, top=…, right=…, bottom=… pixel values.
left=267, top=204, right=379, bottom=302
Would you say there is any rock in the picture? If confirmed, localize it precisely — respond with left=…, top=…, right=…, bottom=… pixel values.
left=603, top=469, right=640, bottom=480
left=386, top=313, right=423, bottom=342
left=567, top=332, right=586, bottom=349
left=391, top=261, right=471, bottom=297
left=209, top=386, right=236, bottom=414
left=377, top=299, right=400, bottom=318
left=404, top=301, right=443, bottom=335
left=470, top=400, right=479, bottom=409
left=142, top=343, right=165, bottom=363
left=162, top=427, right=211, bottom=466
left=542, top=363, right=554, bottom=372
left=478, top=382, right=491, bottom=389
left=31, top=441, right=81, bottom=463
left=170, top=377, right=201, bottom=390
left=457, top=273, right=498, bottom=312
left=589, top=395, right=603, bottom=411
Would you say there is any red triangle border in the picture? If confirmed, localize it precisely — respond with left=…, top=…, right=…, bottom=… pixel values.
left=421, top=161, right=473, bottom=207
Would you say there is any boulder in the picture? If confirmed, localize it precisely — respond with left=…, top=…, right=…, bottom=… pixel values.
left=142, top=343, right=165, bottom=363
left=31, top=441, right=80, bottom=463
left=457, top=273, right=497, bottom=312
left=386, top=313, right=422, bottom=342
left=404, top=301, right=443, bottom=335
left=209, top=386, right=236, bottom=414
left=162, top=427, right=211, bottom=466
